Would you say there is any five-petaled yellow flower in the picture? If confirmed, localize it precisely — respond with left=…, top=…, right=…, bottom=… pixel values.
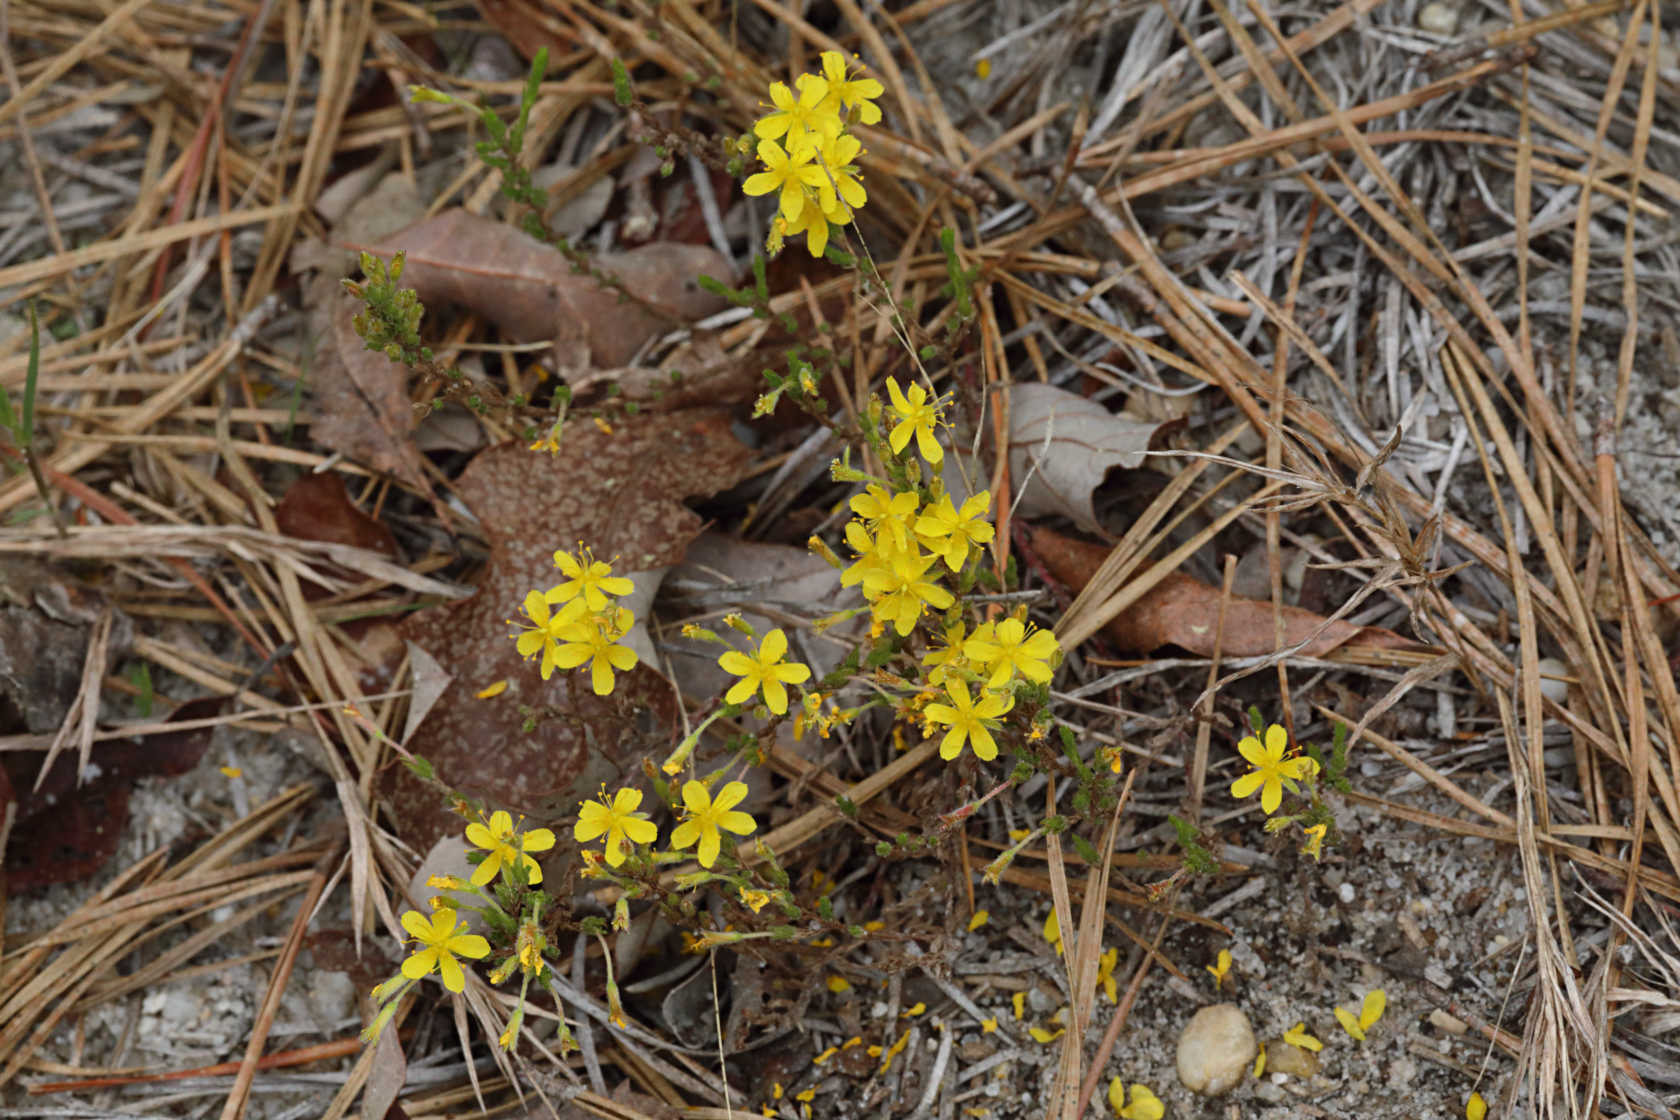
left=817, top=51, right=884, bottom=125
left=924, top=678, right=1012, bottom=762
left=718, top=627, right=812, bottom=715
left=742, top=138, right=832, bottom=223
left=549, top=548, right=633, bottom=611
left=670, top=780, right=758, bottom=868
left=870, top=548, right=956, bottom=636
left=574, top=787, right=658, bottom=867
left=553, top=605, right=639, bottom=695
left=512, top=592, right=583, bottom=680
left=465, top=809, right=556, bottom=886
left=813, top=133, right=867, bottom=219
left=1230, top=722, right=1315, bottom=815
left=914, top=490, right=994, bottom=569
left=965, top=616, right=1059, bottom=687
left=884, top=376, right=944, bottom=463
left=399, top=908, right=490, bottom=993
left=754, top=73, right=841, bottom=150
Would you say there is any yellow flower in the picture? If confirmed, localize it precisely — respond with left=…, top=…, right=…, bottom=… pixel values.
left=552, top=605, right=639, bottom=695
left=399, top=908, right=490, bottom=993
left=573, top=787, right=658, bottom=867
left=1335, top=988, right=1387, bottom=1042
left=914, top=490, right=994, bottom=569
left=465, top=810, right=556, bottom=886
left=817, top=51, right=884, bottom=125
left=924, top=679, right=1012, bottom=762
left=964, top=616, right=1060, bottom=687
left=1106, top=1079, right=1164, bottom=1120
left=1283, top=1021, right=1323, bottom=1051
left=870, top=547, right=956, bottom=636
left=884, top=376, right=944, bottom=463
left=1207, top=948, right=1232, bottom=988
left=739, top=887, right=771, bottom=913
left=718, top=627, right=812, bottom=715
left=511, top=591, right=584, bottom=680
left=670, top=780, right=757, bottom=868
left=743, top=137, right=831, bottom=223
left=812, top=132, right=867, bottom=219
left=922, top=621, right=970, bottom=687
left=1230, top=723, right=1315, bottom=815
left=1466, top=1091, right=1488, bottom=1120
left=850, top=483, right=919, bottom=552
left=1096, top=946, right=1119, bottom=1003
left=754, top=73, right=841, bottom=150
left=840, top=520, right=893, bottom=592
left=548, top=547, right=633, bottom=611
left=1301, top=821, right=1328, bottom=861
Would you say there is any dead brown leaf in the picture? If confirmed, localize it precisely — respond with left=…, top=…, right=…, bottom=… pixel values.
left=1008, top=383, right=1177, bottom=534
left=1031, top=525, right=1416, bottom=657
left=309, top=288, right=432, bottom=498
left=386, top=409, right=751, bottom=855
left=365, top=208, right=733, bottom=369
left=3, top=696, right=224, bottom=890
left=275, top=472, right=397, bottom=557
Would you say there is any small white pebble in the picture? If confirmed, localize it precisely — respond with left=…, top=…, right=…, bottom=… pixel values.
left=1429, top=1008, right=1468, bottom=1035
left=1338, top=882, right=1356, bottom=904
left=1418, top=1, right=1459, bottom=34
left=1176, top=1003, right=1258, bottom=1096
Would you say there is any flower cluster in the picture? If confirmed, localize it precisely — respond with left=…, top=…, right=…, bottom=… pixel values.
left=363, top=809, right=560, bottom=1049
left=742, top=51, right=882, bottom=257
left=828, top=377, right=1061, bottom=766
left=510, top=546, right=638, bottom=695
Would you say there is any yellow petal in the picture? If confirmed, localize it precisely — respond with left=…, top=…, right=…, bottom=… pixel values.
left=1361, top=988, right=1387, bottom=1030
